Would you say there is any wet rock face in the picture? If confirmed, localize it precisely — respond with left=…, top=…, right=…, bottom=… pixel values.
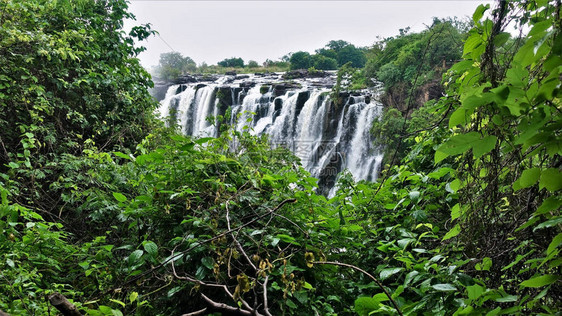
left=282, top=69, right=331, bottom=80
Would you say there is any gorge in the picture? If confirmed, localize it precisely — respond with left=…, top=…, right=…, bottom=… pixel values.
left=155, top=72, right=384, bottom=195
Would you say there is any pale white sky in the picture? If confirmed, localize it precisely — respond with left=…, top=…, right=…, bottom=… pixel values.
left=124, top=1, right=492, bottom=68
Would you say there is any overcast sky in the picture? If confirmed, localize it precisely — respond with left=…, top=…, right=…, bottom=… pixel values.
left=124, top=1, right=493, bottom=68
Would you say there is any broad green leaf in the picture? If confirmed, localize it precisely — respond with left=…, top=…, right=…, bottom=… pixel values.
left=143, top=241, right=158, bottom=256
left=112, top=192, right=127, bottom=203
left=404, top=271, right=419, bottom=287
left=437, top=132, right=480, bottom=156
left=432, top=283, right=457, bottom=291
left=128, top=250, right=143, bottom=265
left=535, top=196, right=561, bottom=215
left=473, top=135, right=497, bottom=159
left=442, top=224, right=460, bottom=241
left=113, top=151, right=132, bottom=160
left=451, top=203, right=461, bottom=220
left=464, top=33, right=484, bottom=57
left=379, top=267, right=403, bottom=281
left=539, top=168, right=562, bottom=191
left=286, top=299, right=297, bottom=309
left=476, top=257, right=492, bottom=271
left=167, top=286, right=182, bottom=298
left=520, top=275, right=560, bottom=288
left=201, top=257, right=214, bottom=270
left=461, top=93, right=495, bottom=111
left=472, top=4, right=489, bottom=23
left=514, top=168, right=541, bottom=190
left=195, top=137, right=214, bottom=145
left=493, top=32, right=511, bottom=46
left=448, top=179, right=461, bottom=193
left=528, top=20, right=552, bottom=37
left=129, top=292, right=138, bottom=303
left=495, top=295, right=518, bottom=303
left=547, top=233, right=562, bottom=256
left=449, top=108, right=468, bottom=128
left=354, top=297, right=381, bottom=316
left=434, top=150, right=449, bottom=164
left=486, top=307, right=502, bottom=316
left=109, top=299, right=125, bottom=308
left=533, top=216, right=562, bottom=231
left=467, top=284, right=484, bottom=300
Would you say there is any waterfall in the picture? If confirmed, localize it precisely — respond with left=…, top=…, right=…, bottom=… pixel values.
left=157, top=74, right=384, bottom=194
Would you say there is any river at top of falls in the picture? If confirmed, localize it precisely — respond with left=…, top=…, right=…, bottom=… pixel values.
left=156, top=73, right=384, bottom=195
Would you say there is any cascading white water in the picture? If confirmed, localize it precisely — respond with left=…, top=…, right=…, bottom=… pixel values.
left=157, top=75, right=384, bottom=194
left=176, top=87, right=197, bottom=135
left=345, top=100, right=384, bottom=182
left=158, top=84, right=181, bottom=120
left=268, top=92, right=300, bottom=148
left=193, top=86, right=217, bottom=137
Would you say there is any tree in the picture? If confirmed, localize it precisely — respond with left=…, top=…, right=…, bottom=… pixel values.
left=156, top=51, right=196, bottom=79
left=217, top=57, right=244, bottom=68
left=247, top=60, right=259, bottom=68
left=0, top=0, right=157, bottom=313
left=326, top=39, right=351, bottom=52
left=336, top=44, right=367, bottom=67
left=289, top=51, right=312, bottom=70
left=312, top=55, right=338, bottom=70
left=0, top=0, right=157, bottom=176
left=315, top=47, right=338, bottom=60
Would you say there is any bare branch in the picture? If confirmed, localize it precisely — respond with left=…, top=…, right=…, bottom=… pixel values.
left=262, top=275, right=273, bottom=316
left=48, top=293, right=82, bottom=316
left=226, top=201, right=257, bottom=271
left=120, top=198, right=297, bottom=289
left=181, top=308, right=207, bottom=316
left=201, top=293, right=261, bottom=316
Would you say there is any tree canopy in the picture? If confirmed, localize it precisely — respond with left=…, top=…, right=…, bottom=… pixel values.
left=217, top=57, right=245, bottom=68
left=155, top=51, right=196, bottom=80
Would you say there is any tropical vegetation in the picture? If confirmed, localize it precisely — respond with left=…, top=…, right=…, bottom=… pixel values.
left=0, top=0, right=560, bottom=315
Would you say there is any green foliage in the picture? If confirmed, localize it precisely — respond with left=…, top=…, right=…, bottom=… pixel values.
left=1, top=1, right=559, bottom=315
left=217, top=57, right=245, bottom=68
left=289, top=51, right=312, bottom=70
left=336, top=44, right=367, bottom=68
left=433, top=1, right=561, bottom=313
left=0, top=0, right=157, bottom=205
left=247, top=60, right=259, bottom=68
left=331, top=62, right=367, bottom=101
left=364, top=18, right=466, bottom=90
left=155, top=51, right=197, bottom=80
left=311, top=55, right=338, bottom=70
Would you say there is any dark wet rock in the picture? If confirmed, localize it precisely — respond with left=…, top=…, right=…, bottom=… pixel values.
left=282, top=69, right=330, bottom=80
left=175, top=84, right=188, bottom=95
left=235, top=74, right=250, bottom=80
left=240, top=81, right=256, bottom=89
left=272, top=82, right=302, bottom=97
left=150, top=83, right=171, bottom=102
